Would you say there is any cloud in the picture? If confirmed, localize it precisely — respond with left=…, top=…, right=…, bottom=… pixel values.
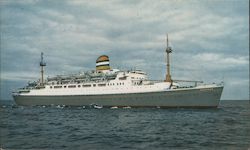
left=191, top=53, right=248, bottom=70
left=0, top=0, right=249, bottom=100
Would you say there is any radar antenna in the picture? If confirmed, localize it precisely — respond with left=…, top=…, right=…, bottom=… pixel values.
left=165, top=34, right=172, bottom=82
left=40, top=52, right=46, bottom=85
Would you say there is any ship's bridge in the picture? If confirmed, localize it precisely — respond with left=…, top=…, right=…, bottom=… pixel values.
left=116, top=70, right=147, bottom=81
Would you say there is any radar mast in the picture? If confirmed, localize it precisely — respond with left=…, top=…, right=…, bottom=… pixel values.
left=165, top=34, right=172, bottom=82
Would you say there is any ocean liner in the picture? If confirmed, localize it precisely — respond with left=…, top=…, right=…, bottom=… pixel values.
left=13, top=35, right=224, bottom=108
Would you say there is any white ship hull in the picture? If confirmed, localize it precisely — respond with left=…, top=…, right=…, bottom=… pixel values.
left=13, top=86, right=223, bottom=108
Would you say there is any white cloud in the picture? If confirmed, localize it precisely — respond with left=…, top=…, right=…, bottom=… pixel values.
left=1, top=71, right=38, bottom=82
left=193, top=53, right=249, bottom=68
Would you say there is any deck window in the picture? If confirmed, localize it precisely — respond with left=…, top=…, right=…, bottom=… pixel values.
left=54, top=86, right=62, bottom=88
left=98, top=84, right=106, bottom=87
left=83, top=85, right=91, bottom=87
left=68, top=85, right=76, bottom=88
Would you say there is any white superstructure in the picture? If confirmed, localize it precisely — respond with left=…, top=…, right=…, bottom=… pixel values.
left=15, top=70, right=175, bottom=96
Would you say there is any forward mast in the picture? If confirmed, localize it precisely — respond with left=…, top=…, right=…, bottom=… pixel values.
left=40, top=52, right=46, bottom=86
left=165, top=34, right=172, bottom=83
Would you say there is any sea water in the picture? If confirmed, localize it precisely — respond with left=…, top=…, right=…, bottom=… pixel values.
left=0, top=100, right=249, bottom=150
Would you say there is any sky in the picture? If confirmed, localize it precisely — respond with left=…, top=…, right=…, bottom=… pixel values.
left=0, top=0, right=249, bottom=100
